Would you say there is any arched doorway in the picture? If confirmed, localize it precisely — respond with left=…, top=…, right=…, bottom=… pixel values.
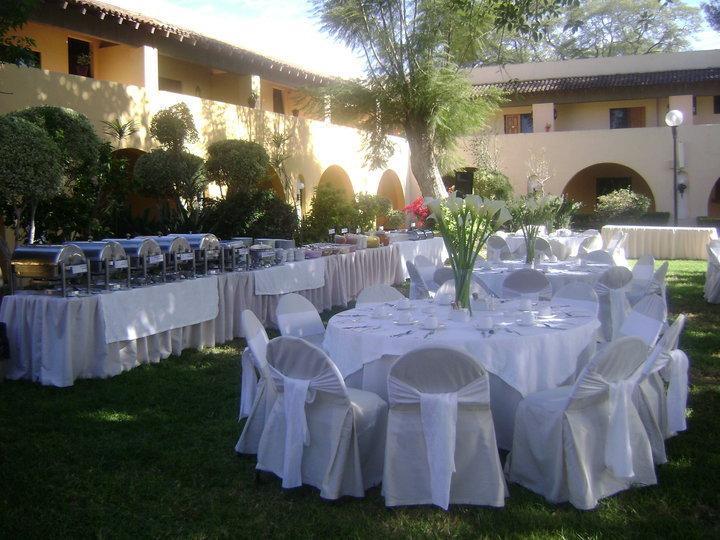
left=708, top=178, right=720, bottom=217
left=377, top=170, right=404, bottom=210
left=317, top=165, right=354, bottom=200
left=563, top=163, right=655, bottom=214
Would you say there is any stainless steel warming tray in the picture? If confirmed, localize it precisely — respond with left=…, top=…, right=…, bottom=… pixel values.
left=177, top=233, right=222, bottom=274
left=220, top=239, right=249, bottom=272
left=150, top=236, right=196, bottom=278
left=10, top=244, right=90, bottom=296
left=103, top=238, right=166, bottom=284
left=70, top=240, right=131, bottom=291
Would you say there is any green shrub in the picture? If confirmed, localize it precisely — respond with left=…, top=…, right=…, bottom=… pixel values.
left=0, top=114, right=63, bottom=244
left=149, top=103, right=198, bottom=151
left=553, top=196, right=583, bottom=229
left=596, top=188, right=651, bottom=224
left=473, top=168, right=513, bottom=200
left=353, top=193, right=391, bottom=232
left=385, top=210, right=406, bottom=230
left=301, top=184, right=356, bottom=242
left=201, top=189, right=297, bottom=240
left=205, top=139, right=270, bottom=197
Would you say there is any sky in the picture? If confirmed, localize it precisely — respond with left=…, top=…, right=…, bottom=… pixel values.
left=103, top=0, right=720, bottom=78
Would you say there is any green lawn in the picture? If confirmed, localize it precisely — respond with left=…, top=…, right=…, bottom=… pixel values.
left=1, top=261, right=718, bottom=538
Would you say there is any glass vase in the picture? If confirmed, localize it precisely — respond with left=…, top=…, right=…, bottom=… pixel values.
left=453, top=266, right=473, bottom=312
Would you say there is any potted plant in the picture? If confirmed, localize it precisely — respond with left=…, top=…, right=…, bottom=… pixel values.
left=75, top=53, right=91, bottom=77
left=247, top=91, right=258, bottom=108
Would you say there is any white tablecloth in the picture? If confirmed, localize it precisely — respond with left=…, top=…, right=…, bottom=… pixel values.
left=2, top=245, right=405, bottom=386
left=324, top=299, right=599, bottom=396
left=504, top=233, right=589, bottom=257
left=100, top=276, right=219, bottom=343
left=394, top=237, right=448, bottom=279
left=253, top=257, right=325, bottom=295
left=474, top=260, right=608, bottom=297
left=601, top=225, right=718, bottom=260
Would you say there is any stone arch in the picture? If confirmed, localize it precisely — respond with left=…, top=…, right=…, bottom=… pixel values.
left=562, top=162, right=656, bottom=214
left=708, top=178, right=720, bottom=217
left=377, top=169, right=405, bottom=210
left=317, top=165, right=354, bottom=200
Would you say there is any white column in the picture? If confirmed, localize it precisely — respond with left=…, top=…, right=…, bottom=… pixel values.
left=142, top=46, right=159, bottom=93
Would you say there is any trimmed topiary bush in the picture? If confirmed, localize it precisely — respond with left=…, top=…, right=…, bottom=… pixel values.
left=596, top=188, right=651, bottom=224
left=149, top=103, right=198, bottom=151
left=205, top=139, right=270, bottom=197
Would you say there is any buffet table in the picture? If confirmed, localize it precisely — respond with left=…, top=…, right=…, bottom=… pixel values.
left=1, top=243, right=408, bottom=386
left=601, top=225, right=718, bottom=260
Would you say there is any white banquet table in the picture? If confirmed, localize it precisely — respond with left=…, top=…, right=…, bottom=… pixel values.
left=502, top=233, right=594, bottom=258
left=394, top=237, right=448, bottom=279
left=473, top=260, right=608, bottom=298
left=323, top=298, right=600, bottom=448
left=601, top=225, right=718, bottom=260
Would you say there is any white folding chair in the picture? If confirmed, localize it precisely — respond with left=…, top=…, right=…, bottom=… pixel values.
left=580, top=249, right=615, bottom=266
left=578, top=234, right=603, bottom=255
left=608, top=232, right=629, bottom=267
left=507, top=337, right=656, bottom=510
left=535, top=237, right=554, bottom=260
left=501, top=269, right=552, bottom=300
left=486, top=235, right=512, bottom=261
left=235, top=310, right=277, bottom=455
left=648, top=261, right=669, bottom=298
left=406, top=261, right=430, bottom=300
left=432, top=267, right=455, bottom=289
left=617, top=293, right=667, bottom=347
left=594, top=266, right=633, bottom=341
left=356, top=284, right=405, bottom=305
left=551, top=282, right=599, bottom=318
left=704, top=240, right=720, bottom=303
left=383, top=346, right=507, bottom=509
left=626, top=255, right=656, bottom=305
left=632, top=315, right=687, bottom=464
left=256, top=337, right=388, bottom=499
left=276, top=293, right=326, bottom=348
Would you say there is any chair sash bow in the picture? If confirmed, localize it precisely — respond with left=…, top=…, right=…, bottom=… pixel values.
left=240, top=348, right=258, bottom=420
left=662, top=349, right=689, bottom=435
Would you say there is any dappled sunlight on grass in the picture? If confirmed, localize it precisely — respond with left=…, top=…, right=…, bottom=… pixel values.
left=79, top=409, right=137, bottom=423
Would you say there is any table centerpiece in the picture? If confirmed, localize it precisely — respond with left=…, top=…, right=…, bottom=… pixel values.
left=425, top=193, right=510, bottom=314
left=509, top=194, right=562, bottom=265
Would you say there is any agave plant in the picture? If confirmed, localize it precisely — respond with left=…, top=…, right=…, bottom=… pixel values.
left=101, top=118, right=139, bottom=146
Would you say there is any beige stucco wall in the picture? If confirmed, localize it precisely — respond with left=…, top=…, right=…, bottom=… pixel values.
left=95, top=43, right=146, bottom=87
left=461, top=125, right=720, bottom=221
left=0, top=63, right=416, bottom=212
left=555, top=98, right=663, bottom=131
left=695, top=95, right=720, bottom=125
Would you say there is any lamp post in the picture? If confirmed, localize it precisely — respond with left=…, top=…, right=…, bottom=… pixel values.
left=665, top=110, right=684, bottom=226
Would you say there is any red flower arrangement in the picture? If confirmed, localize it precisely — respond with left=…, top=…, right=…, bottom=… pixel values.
left=403, top=196, right=431, bottom=227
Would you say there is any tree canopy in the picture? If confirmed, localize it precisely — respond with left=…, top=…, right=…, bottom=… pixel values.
left=704, top=0, right=720, bottom=31
left=311, top=0, right=576, bottom=196
left=479, top=0, right=701, bottom=64
left=0, top=0, right=38, bottom=65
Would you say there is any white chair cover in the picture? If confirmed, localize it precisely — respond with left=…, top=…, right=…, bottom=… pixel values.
left=632, top=314, right=687, bottom=463
left=551, top=282, right=599, bottom=317
left=583, top=228, right=601, bottom=236
left=648, top=261, right=669, bottom=298
left=549, top=239, right=571, bottom=261
left=578, top=234, right=603, bottom=254
left=356, top=284, right=405, bottom=305
left=501, top=269, right=552, bottom=300
left=436, top=278, right=487, bottom=300
left=605, top=230, right=623, bottom=251
left=704, top=240, right=720, bottom=303
left=256, top=336, right=387, bottom=499
left=432, top=267, right=455, bottom=290
left=626, top=255, right=656, bottom=305
left=486, top=235, right=512, bottom=261
left=556, top=228, right=573, bottom=236
left=383, top=346, right=507, bottom=509
left=508, top=337, right=656, bottom=510
left=415, top=255, right=441, bottom=292
left=595, top=266, right=633, bottom=341
left=236, top=310, right=277, bottom=455
left=581, top=249, right=615, bottom=266
left=276, top=293, right=326, bottom=347
left=406, top=261, right=430, bottom=300
left=534, top=237, right=553, bottom=260
left=608, top=232, right=629, bottom=267
left=618, top=294, right=667, bottom=347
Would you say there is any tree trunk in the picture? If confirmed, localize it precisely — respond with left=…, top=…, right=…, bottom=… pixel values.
left=405, top=120, right=443, bottom=197
left=28, top=202, right=37, bottom=244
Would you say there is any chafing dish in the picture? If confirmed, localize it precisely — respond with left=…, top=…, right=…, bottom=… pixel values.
left=10, top=244, right=90, bottom=296
left=254, top=238, right=276, bottom=248
left=104, top=238, right=166, bottom=285
left=177, top=233, right=222, bottom=274
left=70, top=240, right=131, bottom=291
left=250, top=243, right=275, bottom=269
left=220, top=240, right=250, bottom=272
left=230, top=237, right=253, bottom=248
left=150, top=236, right=196, bottom=279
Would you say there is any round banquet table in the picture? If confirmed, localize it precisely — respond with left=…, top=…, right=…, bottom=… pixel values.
left=473, top=260, right=609, bottom=298
left=504, top=233, right=594, bottom=258
left=323, top=298, right=600, bottom=448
